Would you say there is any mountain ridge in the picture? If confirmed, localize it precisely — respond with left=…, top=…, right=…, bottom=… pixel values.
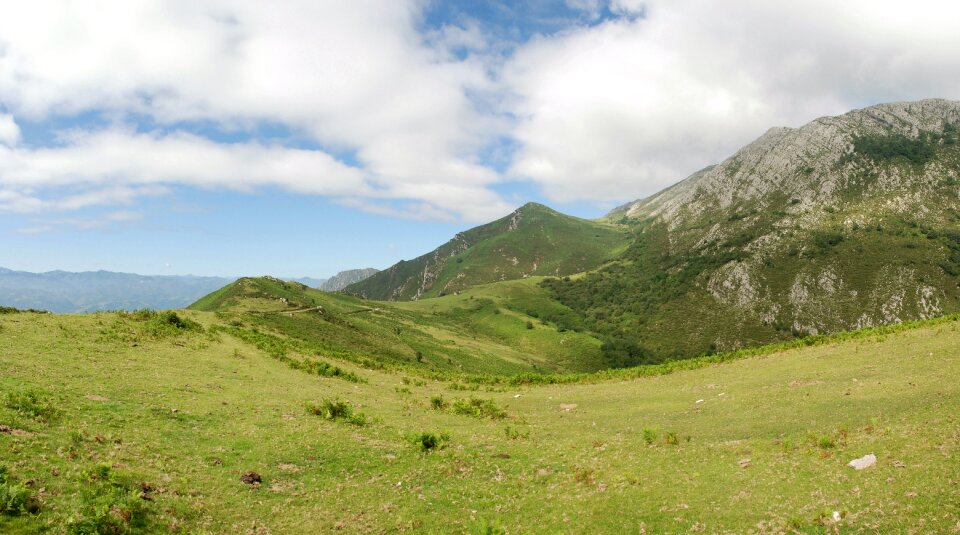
left=345, top=202, right=629, bottom=300
left=0, top=267, right=237, bottom=313
left=546, top=98, right=960, bottom=362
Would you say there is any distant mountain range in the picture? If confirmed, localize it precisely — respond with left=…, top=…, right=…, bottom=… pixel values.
left=0, top=269, right=337, bottom=313
left=0, top=268, right=237, bottom=313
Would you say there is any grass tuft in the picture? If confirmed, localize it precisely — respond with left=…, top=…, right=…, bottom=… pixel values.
left=305, top=399, right=367, bottom=426
left=5, top=389, right=60, bottom=422
left=450, top=397, right=507, bottom=419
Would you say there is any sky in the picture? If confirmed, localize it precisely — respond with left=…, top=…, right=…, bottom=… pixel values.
left=1, top=0, right=959, bottom=278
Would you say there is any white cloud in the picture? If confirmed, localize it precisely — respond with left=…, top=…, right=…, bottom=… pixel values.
left=0, top=1, right=506, bottom=221
left=0, top=128, right=367, bottom=210
left=1, top=0, right=960, bottom=221
left=503, top=0, right=960, bottom=202
left=0, top=114, right=20, bottom=146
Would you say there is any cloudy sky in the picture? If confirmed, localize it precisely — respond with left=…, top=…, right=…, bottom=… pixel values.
left=2, top=0, right=959, bottom=277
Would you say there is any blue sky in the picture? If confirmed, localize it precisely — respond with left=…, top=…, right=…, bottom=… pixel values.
left=1, top=0, right=958, bottom=277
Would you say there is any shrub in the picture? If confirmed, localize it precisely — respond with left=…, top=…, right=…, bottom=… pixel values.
left=451, top=397, right=507, bottom=419
left=131, top=310, right=203, bottom=337
left=813, top=230, right=844, bottom=249
left=429, top=395, right=448, bottom=410
left=0, top=465, right=40, bottom=516
left=642, top=428, right=657, bottom=445
left=305, top=399, right=367, bottom=426
left=525, top=321, right=534, bottom=330
left=665, top=431, right=679, bottom=445
left=410, top=431, right=450, bottom=452
left=5, top=389, right=60, bottom=422
left=65, top=464, right=151, bottom=533
left=852, top=131, right=937, bottom=165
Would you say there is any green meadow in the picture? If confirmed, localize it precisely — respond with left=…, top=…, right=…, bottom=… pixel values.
left=1, top=303, right=958, bottom=533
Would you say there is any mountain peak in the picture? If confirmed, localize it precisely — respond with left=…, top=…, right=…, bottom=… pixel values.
left=344, top=202, right=628, bottom=300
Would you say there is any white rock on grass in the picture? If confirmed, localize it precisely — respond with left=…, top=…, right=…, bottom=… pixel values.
left=848, top=454, right=877, bottom=470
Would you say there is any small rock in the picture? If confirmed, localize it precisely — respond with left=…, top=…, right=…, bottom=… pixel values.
left=513, top=394, right=521, bottom=398
left=892, top=460, right=906, bottom=468
left=559, top=403, right=577, bottom=412
left=171, top=408, right=179, bottom=414
left=831, top=511, right=841, bottom=522
left=695, top=399, right=705, bottom=404
left=738, top=458, right=751, bottom=469
left=240, top=471, right=262, bottom=485
left=848, top=454, right=877, bottom=470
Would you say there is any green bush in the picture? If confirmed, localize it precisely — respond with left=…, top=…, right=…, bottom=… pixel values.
left=450, top=397, right=507, bottom=419
left=410, top=431, right=450, bottom=452
left=852, top=131, right=937, bottom=165
left=813, top=230, right=844, bottom=249
left=5, top=389, right=60, bottom=422
left=642, top=428, right=657, bottom=445
left=504, top=426, right=529, bottom=440
left=429, top=395, right=448, bottom=410
left=305, top=398, right=367, bottom=426
left=0, top=465, right=40, bottom=517
left=65, top=464, right=151, bottom=533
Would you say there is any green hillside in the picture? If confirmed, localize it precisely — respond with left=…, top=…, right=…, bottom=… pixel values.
left=2, top=308, right=958, bottom=533
left=189, top=276, right=608, bottom=375
left=345, top=202, right=629, bottom=301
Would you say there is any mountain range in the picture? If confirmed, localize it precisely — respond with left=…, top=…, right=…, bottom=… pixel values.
left=7, top=98, right=958, bottom=363
left=341, top=98, right=960, bottom=364
left=0, top=268, right=237, bottom=313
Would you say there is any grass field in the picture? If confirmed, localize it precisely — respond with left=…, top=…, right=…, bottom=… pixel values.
left=1, top=307, right=958, bottom=533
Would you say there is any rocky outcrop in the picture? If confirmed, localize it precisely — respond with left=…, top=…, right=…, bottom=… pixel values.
left=319, top=268, right=379, bottom=292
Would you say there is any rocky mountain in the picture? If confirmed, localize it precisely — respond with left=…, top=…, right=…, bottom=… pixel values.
left=545, top=98, right=960, bottom=363
left=319, top=268, right=378, bottom=292
left=0, top=268, right=236, bottom=313
left=345, top=202, right=629, bottom=300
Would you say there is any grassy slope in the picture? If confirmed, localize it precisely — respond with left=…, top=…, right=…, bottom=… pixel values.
left=346, top=202, right=629, bottom=301
left=189, top=276, right=607, bottom=375
left=2, top=310, right=958, bottom=533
